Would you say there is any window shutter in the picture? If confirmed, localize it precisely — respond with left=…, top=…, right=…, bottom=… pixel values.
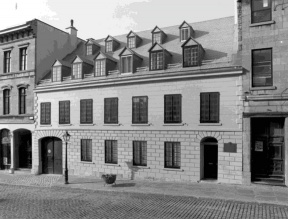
left=65, top=101, right=70, bottom=123
left=139, top=97, right=148, bottom=123
left=210, top=93, right=220, bottom=123
left=46, top=103, right=51, bottom=124
left=112, top=98, right=118, bottom=123
left=174, top=142, right=181, bottom=168
left=80, top=100, right=86, bottom=123
left=165, top=142, right=173, bottom=168
left=104, top=98, right=110, bottom=123
left=40, top=103, right=45, bottom=124
left=105, top=141, right=112, bottom=163
left=86, top=99, right=93, bottom=123
left=132, top=97, right=140, bottom=123
left=112, top=141, right=118, bottom=164
left=81, top=139, right=86, bottom=160
left=133, top=141, right=140, bottom=165
left=59, top=102, right=65, bottom=124
left=141, top=141, right=147, bottom=166
left=200, top=93, right=210, bottom=123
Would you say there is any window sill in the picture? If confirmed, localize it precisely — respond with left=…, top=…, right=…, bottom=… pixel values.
left=79, top=124, right=95, bottom=126
left=104, top=163, right=120, bottom=167
left=40, top=124, right=52, bottom=127
left=250, top=86, right=276, bottom=91
left=249, top=20, right=275, bottom=27
left=103, top=124, right=121, bottom=126
left=80, top=161, right=95, bottom=164
left=58, top=124, right=72, bottom=126
left=163, top=168, right=184, bottom=172
left=132, top=166, right=150, bottom=169
left=198, top=123, right=222, bottom=126
left=131, top=123, right=151, bottom=126
left=163, top=123, right=186, bottom=126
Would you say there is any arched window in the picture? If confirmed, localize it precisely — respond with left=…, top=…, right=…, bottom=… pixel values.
left=3, top=89, right=10, bottom=115
left=19, top=87, right=26, bottom=114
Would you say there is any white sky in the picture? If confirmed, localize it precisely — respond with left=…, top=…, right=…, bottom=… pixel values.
left=0, top=0, right=235, bottom=40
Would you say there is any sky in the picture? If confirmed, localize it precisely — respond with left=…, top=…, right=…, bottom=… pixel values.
left=0, top=0, right=235, bottom=40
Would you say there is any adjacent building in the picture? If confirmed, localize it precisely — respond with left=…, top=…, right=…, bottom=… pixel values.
left=34, top=17, right=244, bottom=184
left=0, top=19, right=81, bottom=173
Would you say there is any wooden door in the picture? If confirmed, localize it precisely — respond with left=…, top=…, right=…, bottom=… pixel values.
left=53, top=138, right=62, bottom=174
left=42, top=137, right=62, bottom=174
left=204, top=145, right=218, bottom=179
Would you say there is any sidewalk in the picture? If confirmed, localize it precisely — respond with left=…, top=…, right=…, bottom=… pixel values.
left=1, top=170, right=288, bottom=207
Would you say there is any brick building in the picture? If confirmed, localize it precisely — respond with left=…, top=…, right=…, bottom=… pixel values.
left=238, top=0, right=288, bottom=186
left=0, top=20, right=81, bottom=173
left=33, top=17, right=244, bottom=184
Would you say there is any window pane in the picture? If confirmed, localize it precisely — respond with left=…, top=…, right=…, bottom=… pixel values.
left=164, top=95, right=181, bottom=123
left=19, top=88, right=26, bottom=114
left=251, top=0, right=271, bottom=23
left=104, top=98, right=118, bottom=124
left=132, top=96, right=148, bottom=124
left=3, top=89, right=10, bottom=115
left=105, top=140, right=117, bottom=164
left=165, top=142, right=181, bottom=169
left=200, top=92, right=220, bottom=123
left=86, top=45, right=92, bottom=55
left=106, top=41, right=113, bottom=52
left=20, top=48, right=27, bottom=71
left=80, top=99, right=93, bottom=124
left=40, top=102, right=51, bottom=124
left=81, top=139, right=92, bottom=162
left=133, top=141, right=147, bottom=166
left=252, top=49, right=272, bottom=87
left=59, top=101, right=70, bottom=124
left=184, top=46, right=198, bottom=67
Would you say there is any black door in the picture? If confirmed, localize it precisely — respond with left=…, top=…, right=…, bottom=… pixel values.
left=204, top=145, right=218, bottom=179
left=19, top=132, right=32, bottom=169
left=42, top=137, right=62, bottom=174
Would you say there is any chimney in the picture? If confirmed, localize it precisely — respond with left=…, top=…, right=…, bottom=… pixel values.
left=66, top=19, right=78, bottom=47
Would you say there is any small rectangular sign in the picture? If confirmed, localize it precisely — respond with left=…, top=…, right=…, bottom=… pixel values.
left=224, top=143, right=237, bottom=153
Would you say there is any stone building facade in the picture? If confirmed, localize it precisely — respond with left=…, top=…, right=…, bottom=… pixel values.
left=238, top=0, right=288, bottom=186
left=0, top=20, right=81, bottom=173
left=34, top=17, right=244, bottom=184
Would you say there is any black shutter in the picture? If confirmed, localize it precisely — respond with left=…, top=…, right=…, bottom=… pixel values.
left=112, top=140, right=118, bottom=164
left=105, top=140, right=111, bottom=163
left=86, top=99, right=93, bottom=123
left=210, top=93, right=220, bottom=123
left=133, top=141, right=140, bottom=165
left=200, top=93, right=210, bottom=123
left=46, top=103, right=51, bottom=124
left=165, top=142, right=173, bottom=168
left=104, top=98, right=110, bottom=123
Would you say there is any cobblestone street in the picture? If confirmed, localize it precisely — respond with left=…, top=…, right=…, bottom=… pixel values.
left=0, top=184, right=288, bottom=219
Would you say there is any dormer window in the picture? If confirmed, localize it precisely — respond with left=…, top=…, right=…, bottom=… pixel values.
left=73, top=63, right=82, bottom=79
left=121, top=56, right=132, bottom=73
left=151, top=51, right=163, bottom=70
left=182, top=38, right=204, bottom=67
left=95, top=59, right=106, bottom=76
left=94, top=51, right=117, bottom=76
left=153, top=33, right=161, bottom=44
left=128, top=37, right=135, bottom=48
left=179, top=21, right=194, bottom=42
left=52, top=66, right=61, bottom=82
left=151, top=26, right=166, bottom=44
left=106, top=41, right=113, bottom=52
left=86, top=45, right=92, bottom=55
left=180, top=28, right=189, bottom=41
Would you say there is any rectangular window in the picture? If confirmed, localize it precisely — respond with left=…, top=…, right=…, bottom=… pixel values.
left=106, top=41, right=113, bottom=52
left=132, top=96, right=148, bottom=124
left=150, top=51, right=163, bottom=70
left=104, top=98, right=118, bottom=124
left=121, top=56, right=132, bottom=73
left=72, top=63, right=82, bottom=79
left=181, top=28, right=189, bottom=41
left=3, top=89, right=10, bottom=115
left=105, top=140, right=117, bottom=164
left=128, top=37, right=135, bottom=48
left=52, top=66, right=61, bottom=82
left=200, top=92, right=220, bottom=123
left=165, top=142, right=180, bottom=169
left=59, top=101, right=70, bottom=124
left=19, top=47, right=27, bottom=71
left=40, top=102, right=51, bottom=125
left=4, top=51, right=11, bottom=73
left=252, top=48, right=272, bottom=87
left=164, top=94, right=181, bottom=123
left=251, top=0, right=272, bottom=24
left=86, top=45, right=92, bottom=55
left=183, top=46, right=198, bottom=67
left=80, top=99, right=93, bottom=124
left=81, top=139, right=92, bottom=162
left=95, top=60, right=106, bottom=76
left=19, top=88, right=26, bottom=114
left=152, top=33, right=161, bottom=44
left=133, top=141, right=147, bottom=166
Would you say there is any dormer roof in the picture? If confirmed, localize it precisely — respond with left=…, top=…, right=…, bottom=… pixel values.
left=85, top=38, right=101, bottom=47
left=181, top=37, right=201, bottom=47
left=52, top=59, right=71, bottom=68
left=119, top=47, right=143, bottom=60
left=104, top=35, right=120, bottom=44
left=179, top=20, right=193, bottom=29
left=148, top=43, right=172, bottom=56
left=72, top=55, right=94, bottom=65
left=151, top=26, right=164, bottom=33
left=94, top=51, right=118, bottom=63
left=127, top=30, right=139, bottom=38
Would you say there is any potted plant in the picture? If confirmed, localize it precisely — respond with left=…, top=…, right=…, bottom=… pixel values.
left=101, top=174, right=117, bottom=185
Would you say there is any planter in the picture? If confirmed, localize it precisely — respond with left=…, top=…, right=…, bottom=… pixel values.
left=101, top=174, right=117, bottom=185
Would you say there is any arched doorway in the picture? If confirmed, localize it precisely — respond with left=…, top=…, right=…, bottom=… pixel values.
left=201, top=137, right=218, bottom=180
left=14, top=129, right=32, bottom=169
left=41, top=137, right=62, bottom=174
left=0, top=129, right=11, bottom=170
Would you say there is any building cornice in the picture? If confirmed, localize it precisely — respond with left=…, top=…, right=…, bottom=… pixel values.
left=35, top=66, right=243, bottom=93
left=246, top=94, right=288, bottom=101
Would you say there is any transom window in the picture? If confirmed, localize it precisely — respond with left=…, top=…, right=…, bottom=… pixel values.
left=72, top=63, right=82, bottom=79
left=252, top=48, right=272, bottom=87
left=128, top=37, right=135, bottom=48
left=80, top=99, right=93, bottom=124
left=165, top=142, right=181, bottom=169
left=19, top=47, right=27, bottom=71
left=104, top=98, right=118, bottom=124
left=4, top=50, right=11, bottom=73
left=150, top=51, right=163, bottom=70
left=251, top=0, right=272, bottom=24
left=86, top=45, right=92, bottom=55
left=164, top=94, right=181, bottom=123
left=19, top=88, right=26, bottom=114
left=106, top=41, right=113, bottom=52
left=52, top=66, right=61, bottom=82
left=152, top=33, right=161, bottom=44
left=95, top=60, right=106, bottom=76
left=183, top=46, right=198, bottom=67
left=3, top=89, right=10, bottom=115
left=105, top=140, right=117, bottom=164
left=81, top=139, right=92, bottom=162
left=59, top=101, right=70, bottom=124
left=133, top=141, right=147, bottom=166
left=40, top=102, right=51, bottom=125
left=132, top=96, right=148, bottom=124
left=121, top=56, right=132, bottom=73
left=200, top=92, right=220, bottom=123
left=180, top=28, right=189, bottom=41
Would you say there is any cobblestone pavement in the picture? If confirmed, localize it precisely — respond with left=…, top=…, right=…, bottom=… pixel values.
left=0, top=184, right=288, bottom=219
